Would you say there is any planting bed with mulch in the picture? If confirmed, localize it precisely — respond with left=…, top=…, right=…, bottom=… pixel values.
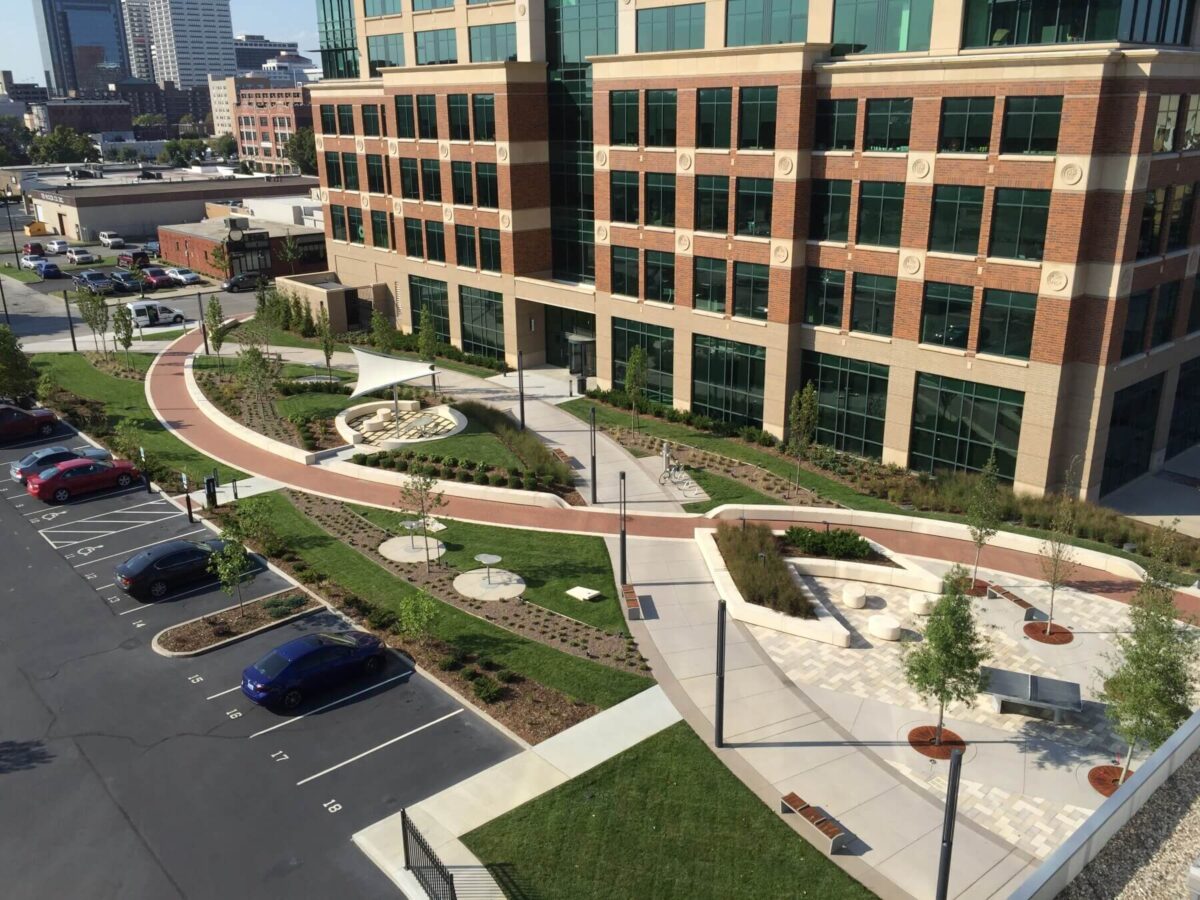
left=908, top=725, right=967, bottom=760
left=287, top=490, right=647, bottom=675
left=1023, top=622, right=1075, bottom=645
left=157, top=592, right=318, bottom=652
left=1088, top=764, right=1134, bottom=797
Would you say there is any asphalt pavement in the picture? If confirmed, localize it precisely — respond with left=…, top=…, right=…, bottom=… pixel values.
left=0, top=424, right=520, bottom=899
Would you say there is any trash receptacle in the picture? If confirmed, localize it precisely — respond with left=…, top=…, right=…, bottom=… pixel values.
left=204, top=475, right=218, bottom=510
left=576, top=375, right=587, bottom=395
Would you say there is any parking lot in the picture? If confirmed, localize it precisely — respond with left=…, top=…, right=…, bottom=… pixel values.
left=0, top=425, right=520, bottom=899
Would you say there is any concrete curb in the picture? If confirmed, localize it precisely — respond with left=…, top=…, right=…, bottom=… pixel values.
left=150, top=589, right=320, bottom=658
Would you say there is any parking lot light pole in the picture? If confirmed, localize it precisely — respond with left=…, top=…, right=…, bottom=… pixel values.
left=589, top=405, right=597, bottom=504
left=62, top=291, right=77, bottom=352
left=935, top=749, right=964, bottom=900
left=4, top=186, right=19, bottom=269
left=197, top=292, right=209, bottom=354
left=619, top=470, right=627, bottom=585
left=0, top=276, right=9, bottom=325
left=715, top=598, right=727, bottom=748
left=517, top=350, right=526, bottom=431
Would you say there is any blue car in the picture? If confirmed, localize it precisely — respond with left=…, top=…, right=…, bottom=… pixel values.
left=34, top=261, right=62, bottom=279
left=242, top=631, right=386, bottom=709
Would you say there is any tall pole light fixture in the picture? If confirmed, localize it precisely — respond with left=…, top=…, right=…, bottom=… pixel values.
left=589, top=405, right=597, bottom=504
left=619, top=470, right=627, bottom=585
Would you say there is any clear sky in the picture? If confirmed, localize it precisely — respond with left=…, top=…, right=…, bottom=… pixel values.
left=4, top=0, right=320, bottom=86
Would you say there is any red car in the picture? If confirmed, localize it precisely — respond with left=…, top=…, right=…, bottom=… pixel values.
left=0, top=404, right=57, bottom=442
left=27, top=457, right=141, bottom=503
left=140, top=266, right=173, bottom=290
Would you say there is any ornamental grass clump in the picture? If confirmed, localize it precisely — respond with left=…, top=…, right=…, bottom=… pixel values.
left=716, top=522, right=812, bottom=619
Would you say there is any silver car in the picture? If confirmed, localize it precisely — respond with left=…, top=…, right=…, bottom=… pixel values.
left=10, top=445, right=112, bottom=484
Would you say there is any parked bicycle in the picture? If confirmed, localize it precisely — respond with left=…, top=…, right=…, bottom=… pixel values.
left=659, top=455, right=690, bottom=486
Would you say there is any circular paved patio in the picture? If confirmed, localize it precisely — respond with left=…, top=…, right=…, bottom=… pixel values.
left=379, top=535, right=445, bottom=563
left=453, top=567, right=526, bottom=601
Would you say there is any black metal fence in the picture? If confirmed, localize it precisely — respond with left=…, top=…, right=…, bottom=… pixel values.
left=401, top=808, right=457, bottom=900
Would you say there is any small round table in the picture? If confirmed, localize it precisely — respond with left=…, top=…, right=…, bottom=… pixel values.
left=401, top=519, right=423, bottom=548
left=475, top=553, right=502, bottom=584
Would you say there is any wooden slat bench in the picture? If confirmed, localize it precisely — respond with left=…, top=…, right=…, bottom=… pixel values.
left=552, top=447, right=575, bottom=468
left=986, top=584, right=1044, bottom=621
left=780, top=792, right=849, bottom=854
left=622, top=584, right=642, bottom=620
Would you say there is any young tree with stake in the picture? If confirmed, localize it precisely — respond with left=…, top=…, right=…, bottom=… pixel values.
left=417, top=306, right=437, bottom=362
left=279, top=232, right=302, bottom=275
left=76, top=293, right=110, bottom=357
left=317, top=303, right=335, bottom=383
left=624, top=344, right=648, bottom=432
left=789, top=381, right=818, bottom=457
left=204, top=294, right=225, bottom=369
left=903, top=566, right=990, bottom=745
left=398, top=469, right=446, bottom=574
left=370, top=308, right=395, bottom=354
left=966, top=453, right=1002, bottom=592
left=0, top=325, right=37, bottom=400
left=112, top=304, right=134, bottom=367
left=1039, top=458, right=1080, bottom=636
left=208, top=536, right=251, bottom=618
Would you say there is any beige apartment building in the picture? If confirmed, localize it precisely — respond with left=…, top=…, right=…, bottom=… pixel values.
left=295, top=0, right=1200, bottom=501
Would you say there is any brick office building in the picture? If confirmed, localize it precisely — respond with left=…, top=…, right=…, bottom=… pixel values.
left=295, top=0, right=1200, bottom=501
left=235, top=86, right=314, bottom=174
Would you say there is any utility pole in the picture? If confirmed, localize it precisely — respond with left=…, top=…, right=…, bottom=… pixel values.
left=62, top=291, right=77, bottom=351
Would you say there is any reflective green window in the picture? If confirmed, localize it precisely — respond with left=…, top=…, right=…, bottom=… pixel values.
left=963, top=0, right=1194, bottom=49
left=832, top=0, right=933, bottom=55
left=646, top=90, right=677, bottom=147
left=480, top=228, right=502, bottom=272
left=1151, top=281, right=1180, bottom=346
left=1100, top=373, right=1163, bottom=495
left=691, top=334, right=767, bottom=427
left=733, top=262, right=770, bottom=320
left=473, top=94, right=496, bottom=141
left=404, top=217, right=423, bottom=256
left=449, top=95, right=470, bottom=140
left=365, top=0, right=401, bottom=15
left=320, top=105, right=336, bottom=134
left=416, top=28, right=457, bottom=65
left=805, top=267, right=844, bottom=327
left=413, top=0, right=452, bottom=8
left=420, top=158, right=441, bottom=201
left=694, top=257, right=727, bottom=312
left=637, top=3, right=705, bottom=51
left=939, top=97, right=993, bottom=153
left=460, top=286, right=505, bottom=359
left=347, top=207, right=364, bottom=243
left=910, top=372, right=1025, bottom=480
left=921, top=281, right=973, bottom=348
left=697, top=88, right=732, bottom=149
left=645, top=250, right=675, bottom=303
left=611, top=171, right=639, bottom=223
left=645, top=173, right=676, bottom=227
left=451, top=161, right=473, bottom=205
left=1165, top=184, right=1195, bottom=252
left=455, top=225, right=477, bottom=268
left=1138, top=188, right=1168, bottom=258
left=613, top=318, right=674, bottom=403
left=324, top=151, right=342, bottom=189
left=979, top=289, right=1037, bottom=359
left=1167, top=357, right=1200, bottom=458
left=814, top=99, right=856, bottom=151
left=476, top=163, right=499, bottom=208
left=1121, top=290, right=1152, bottom=358
left=739, top=87, right=778, bottom=150
left=857, top=181, right=905, bottom=247
left=367, top=34, right=404, bottom=77
left=864, top=98, right=911, bottom=151
left=366, top=154, right=387, bottom=193
left=810, top=179, right=851, bottom=241
left=330, top=205, right=347, bottom=241
left=1000, top=96, right=1062, bottom=154
left=989, top=188, right=1050, bottom=261
left=370, top=210, right=389, bottom=248
left=399, top=159, right=420, bottom=199
left=611, top=246, right=639, bottom=296
left=469, top=23, right=517, bottom=62
left=395, top=96, right=415, bottom=139
left=850, top=273, right=895, bottom=335
left=425, top=221, right=446, bottom=262
left=929, top=185, right=983, bottom=254
left=417, top=95, right=438, bottom=139
left=341, top=153, right=359, bottom=190
left=695, top=175, right=729, bottom=233
left=735, top=177, right=772, bottom=236
left=610, top=91, right=639, bottom=145
left=726, top=0, right=808, bottom=46
left=337, top=104, right=355, bottom=134
left=409, top=275, right=450, bottom=342
left=362, top=104, right=382, bottom=136
left=800, top=352, right=889, bottom=459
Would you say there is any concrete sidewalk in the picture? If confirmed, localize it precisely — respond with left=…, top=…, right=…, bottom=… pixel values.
left=353, top=685, right=680, bottom=899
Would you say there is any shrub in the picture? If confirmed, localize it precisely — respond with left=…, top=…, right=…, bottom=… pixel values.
left=396, top=458, right=409, bottom=472
left=458, top=469, right=474, bottom=483
left=263, top=594, right=307, bottom=619
left=716, top=522, right=812, bottom=618
left=507, top=472, right=522, bottom=489
left=438, top=655, right=462, bottom=671
left=364, top=454, right=380, bottom=467
left=461, top=667, right=481, bottom=682
left=427, top=464, right=441, bottom=479
left=782, top=526, right=873, bottom=561
left=366, top=607, right=398, bottom=630
left=496, top=668, right=520, bottom=684
left=523, top=474, right=538, bottom=491
left=474, top=471, right=489, bottom=485
left=444, top=456, right=458, bottom=468
left=472, top=674, right=504, bottom=703
left=379, top=455, right=395, bottom=469
left=351, top=453, right=366, bottom=464
left=490, top=473, right=506, bottom=487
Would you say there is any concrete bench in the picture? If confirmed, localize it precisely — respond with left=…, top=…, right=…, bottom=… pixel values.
left=622, top=584, right=642, bottom=620
left=868, top=613, right=901, bottom=641
left=566, top=586, right=600, bottom=602
left=780, top=792, right=849, bottom=854
left=841, top=583, right=867, bottom=609
left=981, top=665, right=1082, bottom=724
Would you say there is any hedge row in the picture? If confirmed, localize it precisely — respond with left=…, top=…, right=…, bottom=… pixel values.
left=716, top=522, right=812, bottom=619
left=353, top=450, right=552, bottom=491
left=782, top=526, right=873, bottom=561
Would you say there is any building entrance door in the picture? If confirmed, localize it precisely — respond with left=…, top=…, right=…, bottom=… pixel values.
left=544, top=306, right=595, bottom=376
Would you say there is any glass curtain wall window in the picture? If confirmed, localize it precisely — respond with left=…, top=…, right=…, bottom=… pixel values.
left=850, top=273, right=896, bottom=335
left=929, top=185, right=983, bottom=254
left=404, top=217, right=423, bottom=256
left=989, top=188, right=1050, bottom=261
left=613, top=318, right=674, bottom=403
left=337, top=104, right=355, bottom=134
left=371, top=210, right=389, bottom=248
left=347, top=208, right=365, bottom=243
left=815, top=99, right=857, bottom=151
left=1100, top=373, right=1163, bottom=496
left=476, top=163, right=499, bottom=208
left=1167, top=357, right=1200, bottom=458
left=695, top=176, right=729, bottom=232
left=320, top=105, right=337, bottom=134
left=697, top=88, right=732, bottom=149
left=694, top=257, right=727, bottom=312
left=330, top=206, right=347, bottom=241
left=921, top=281, right=974, bottom=348
left=1000, top=96, right=1062, bottom=154
left=910, top=373, right=1025, bottom=480
left=362, top=105, right=382, bottom=136
left=473, top=95, right=496, bottom=141
left=324, top=151, right=342, bottom=188
left=459, top=286, right=505, bottom=359
left=645, top=251, right=676, bottom=303
left=611, top=246, right=639, bottom=296
left=1165, top=184, right=1195, bottom=252
left=610, top=91, right=640, bottom=145
left=409, top=275, right=451, bottom=342
left=395, top=96, right=416, bottom=139
left=637, top=3, right=705, bottom=51
left=733, top=262, right=770, bottom=320
left=479, top=228, right=502, bottom=271
left=341, top=153, right=360, bottom=190
left=805, top=267, right=845, bottom=327
left=416, top=29, right=458, bottom=65
left=366, top=155, right=387, bottom=193
left=962, top=0, right=1196, bottom=48
left=645, top=173, right=676, bottom=227
left=611, top=171, right=639, bottom=223
left=1121, top=289, right=1152, bottom=358
left=978, top=289, right=1037, bottom=359
left=832, top=0, right=934, bottom=54
left=399, top=159, right=420, bottom=199
left=738, top=87, right=778, bottom=150
left=469, top=24, right=517, bottom=62
left=726, top=0, right=808, bottom=46
left=857, top=182, right=905, bottom=247
left=692, top=335, right=767, bottom=427
left=864, top=99, right=912, bottom=151
left=800, top=352, right=890, bottom=459
left=413, top=0, right=453, bottom=8
left=367, top=34, right=404, bottom=77
left=1155, top=95, right=1183, bottom=152
left=1183, top=95, right=1200, bottom=151
left=449, top=95, right=471, bottom=140
left=417, top=95, right=438, bottom=139
left=646, top=90, right=678, bottom=147
left=365, top=0, right=401, bottom=14
left=1138, top=188, right=1167, bottom=257
left=318, top=0, right=360, bottom=79
left=421, top=159, right=442, bottom=201
left=451, top=162, right=473, bottom=205
left=425, top=221, right=446, bottom=261
left=1151, top=281, right=1180, bottom=346
left=939, top=98, right=994, bottom=153
left=455, top=225, right=477, bottom=268
left=735, top=178, right=773, bottom=236
left=810, top=180, right=852, bottom=241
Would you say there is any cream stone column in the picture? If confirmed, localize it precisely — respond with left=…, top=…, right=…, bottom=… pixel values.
left=617, top=0, right=636, bottom=54
left=806, top=0, right=834, bottom=44
left=928, top=0, right=966, bottom=53
left=881, top=364, right=914, bottom=469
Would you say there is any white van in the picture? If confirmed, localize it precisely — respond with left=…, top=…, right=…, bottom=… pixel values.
left=126, top=301, right=186, bottom=327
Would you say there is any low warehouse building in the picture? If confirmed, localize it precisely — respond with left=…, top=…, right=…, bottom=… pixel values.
left=157, top=216, right=327, bottom=280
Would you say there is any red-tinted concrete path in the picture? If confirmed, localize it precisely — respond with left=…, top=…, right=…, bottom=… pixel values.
left=146, top=330, right=1198, bottom=616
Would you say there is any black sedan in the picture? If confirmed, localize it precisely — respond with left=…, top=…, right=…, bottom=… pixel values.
left=115, top=538, right=225, bottom=600
left=221, top=272, right=263, bottom=293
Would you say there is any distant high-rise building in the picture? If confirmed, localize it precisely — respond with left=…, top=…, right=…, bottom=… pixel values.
left=234, top=34, right=299, bottom=72
left=35, top=0, right=131, bottom=95
left=148, top=0, right=236, bottom=90
left=0, top=72, right=51, bottom=108
left=121, top=0, right=153, bottom=82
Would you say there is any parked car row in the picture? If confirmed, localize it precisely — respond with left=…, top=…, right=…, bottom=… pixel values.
left=71, top=267, right=201, bottom=295
left=22, top=236, right=151, bottom=263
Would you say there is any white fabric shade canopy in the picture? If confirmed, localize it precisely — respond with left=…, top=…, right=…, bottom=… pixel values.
left=349, top=347, right=438, bottom=399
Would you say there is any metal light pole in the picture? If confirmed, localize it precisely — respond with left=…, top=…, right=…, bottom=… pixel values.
left=197, top=291, right=209, bottom=354
left=517, top=349, right=526, bottom=431
left=935, top=749, right=964, bottom=900
left=618, top=470, right=627, bottom=585
left=0, top=275, right=9, bottom=325
left=3, top=186, right=19, bottom=269
left=62, top=291, right=77, bottom=351
left=715, top=598, right=727, bottom=748
left=589, top=405, right=597, bottom=504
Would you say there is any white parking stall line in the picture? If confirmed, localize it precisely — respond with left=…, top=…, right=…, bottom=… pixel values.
left=40, top=512, right=185, bottom=549
left=93, top=583, right=115, bottom=592
left=248, top=671, right=415, bottom=740
left=206, top=686, right=242, bottom=701
left=19, top=485, right=149, bottom=515
left=27, top=499, right=171, bottom=522
left=294, top=709, right=463, bottom=787
left=71, top=529, right=207, bottom=567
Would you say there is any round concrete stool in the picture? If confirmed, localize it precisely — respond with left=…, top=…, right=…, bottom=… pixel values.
left=868, top=613, right=902, bottom=642
left=908, top=593, right=937, bottom=616
left=842, top=583, right=867, bottom=609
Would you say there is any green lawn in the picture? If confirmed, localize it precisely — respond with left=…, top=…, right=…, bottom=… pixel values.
left=351, top=504, right=625, bottom=633
left=683, top=467, right=784, bottom=515
left=1, top=266, right=40, bottom=283
left=275, top=391, right=361, bottom=422
left=31, top=352, right=242, bottom=482
left=423, top=415, right=523, bottom=471
left=464, top=721, right=876, bottom=900
left=134, top=328, right=185, bottom=342
left=255, top=492, right=649, bottom=708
